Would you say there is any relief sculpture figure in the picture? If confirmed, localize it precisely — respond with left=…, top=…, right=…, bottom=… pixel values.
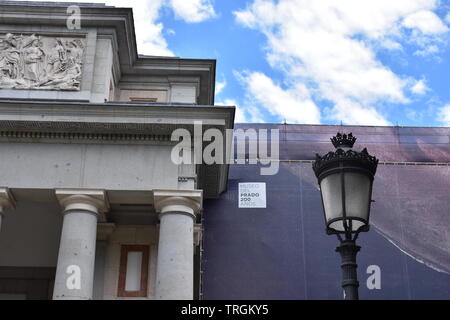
left=22, top=35, right=45, bottom=84
left=0, top=33, right=21, bottom=87
left=0, top=33, right=84, bottom=91
left=46, top=39, right=67, bottom=76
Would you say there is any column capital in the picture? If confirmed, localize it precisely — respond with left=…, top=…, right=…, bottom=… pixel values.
left=55, top=189, right=110, bottom=217
left=153, top=190, right=203, bottom=219
left=0, top=188, right=16, bottom=213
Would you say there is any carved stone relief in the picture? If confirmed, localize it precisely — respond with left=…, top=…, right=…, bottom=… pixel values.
left=0, top=34, right=84, bottom=91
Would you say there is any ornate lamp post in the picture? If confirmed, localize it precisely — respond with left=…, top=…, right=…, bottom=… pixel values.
left=313, top=133, right=379, bottom=300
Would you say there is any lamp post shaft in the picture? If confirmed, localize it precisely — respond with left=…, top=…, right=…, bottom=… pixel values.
left=336, top=240, right=361, bottom=300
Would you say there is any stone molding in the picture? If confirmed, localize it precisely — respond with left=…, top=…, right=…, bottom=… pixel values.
left=0, top=101, right=232, bottom=147
left=0, top=130, right=172, bottom=144
left=55, top=189, right=110, bottom=218
left=0, top=187, right=16, bottom=213
left=0, top=101, right=234, bottom=133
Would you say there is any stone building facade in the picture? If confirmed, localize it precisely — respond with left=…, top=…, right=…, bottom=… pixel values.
left=0, top=1, right=234, bottom=300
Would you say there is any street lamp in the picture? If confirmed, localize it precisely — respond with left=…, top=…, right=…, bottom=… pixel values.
left=313, top=133, right=378, bottom=300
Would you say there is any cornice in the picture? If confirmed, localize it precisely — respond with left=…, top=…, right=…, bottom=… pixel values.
left=0, top=130, right=173, bottom=145
left=0, top=101, right=235, bottom=137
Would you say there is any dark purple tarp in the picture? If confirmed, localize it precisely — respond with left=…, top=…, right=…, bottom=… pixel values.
left=202, top=124, right=450, bottom=300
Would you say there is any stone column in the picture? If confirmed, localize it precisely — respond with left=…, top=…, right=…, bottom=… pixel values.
left=154, top=190, right=203, bottom=300
left=94, top=223, right=116, bottom=300
left=0, top=188, right=16, bottom=232
left=53, top=189, right=109, bottom=300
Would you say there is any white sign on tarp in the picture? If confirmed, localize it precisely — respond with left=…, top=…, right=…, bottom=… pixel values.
left=239, top=183, right=267, bottom=209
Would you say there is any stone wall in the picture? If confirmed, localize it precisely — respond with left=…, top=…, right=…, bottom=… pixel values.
left=102, top=226, right=159, bottom=300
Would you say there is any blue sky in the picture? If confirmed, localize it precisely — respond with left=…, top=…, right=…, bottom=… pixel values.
left=15, top=0, right=450, bottom=127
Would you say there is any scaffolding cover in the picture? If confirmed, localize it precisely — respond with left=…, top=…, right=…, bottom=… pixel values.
left=202, top=125, right=450, bottom=300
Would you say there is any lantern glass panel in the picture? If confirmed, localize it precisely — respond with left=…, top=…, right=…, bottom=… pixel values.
left=344, top=171, right=371, bottom=224
left=320, top=173, right=342, bottom=225
left=320, top=171, right=372, bottom=233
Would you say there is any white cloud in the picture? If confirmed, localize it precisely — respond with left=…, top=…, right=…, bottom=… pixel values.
left=215, top=78, right=227, bottom=96
left=414, top=44, right=440, bottom=56
left=437, top=105, right=450, bottom=126
left=410, top=79, right=430, bottom=95
left=235, top=71, right=321, bottom=124
left=216, top=99, right=250, bottom=123
left=166, top=29, right=176, bottom=36
left=128, top=0, right=173, bottom=56
left=234, top=107, right=248, bottom=123
left=402, top=10, right=449, bottom=34
left=381, top=39, right=404, bottom=51
left=331, top=99, right=391, bottom=126
left=169, top=0, right=216, bottom=23
left=446, top=13, right=450, bottom=23
left=234, top=0, right=448, bottom=126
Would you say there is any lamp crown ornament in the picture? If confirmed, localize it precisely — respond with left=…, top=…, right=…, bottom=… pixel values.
left=331, top=133, right=357, bottom=149
left=313, top=134, right=379, bottom=179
